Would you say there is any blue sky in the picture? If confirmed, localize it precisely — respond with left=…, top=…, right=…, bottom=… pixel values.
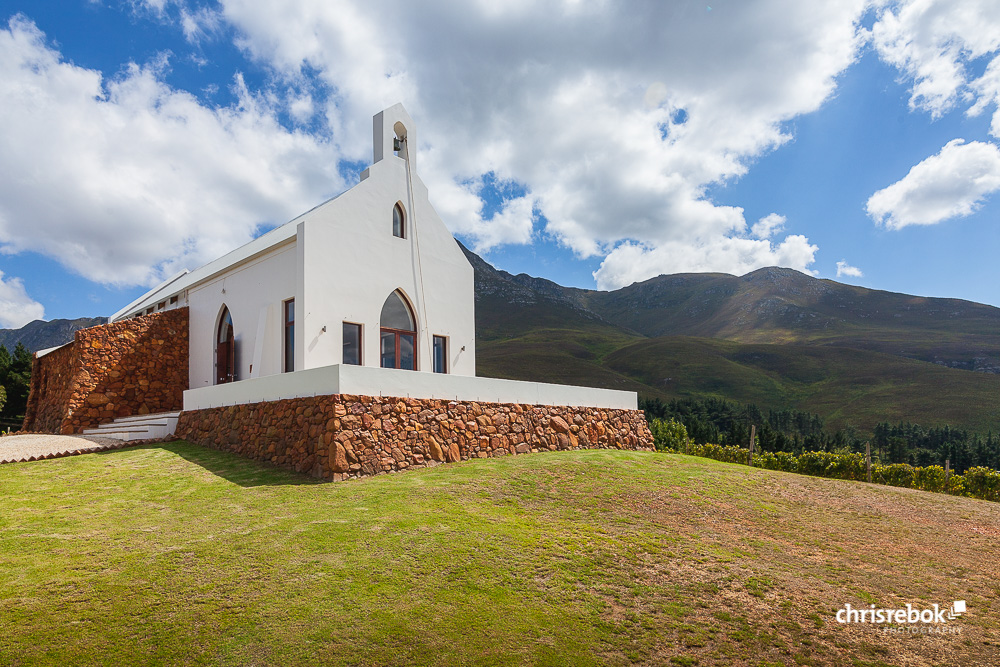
left=1, top=0, right=1000, bottom=327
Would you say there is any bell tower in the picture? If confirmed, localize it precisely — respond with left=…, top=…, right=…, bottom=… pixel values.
left=372, top=103, right=416, bottom=171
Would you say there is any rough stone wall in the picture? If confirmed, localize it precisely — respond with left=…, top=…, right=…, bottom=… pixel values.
left=21, top=341, right=79, bottom=434
left=22, top=309, right=189, bottom=434
left=176, top=393, right=654, bottom=481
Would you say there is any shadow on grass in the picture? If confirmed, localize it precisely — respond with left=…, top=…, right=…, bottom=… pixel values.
left=98, top=440, right=325, bottom=488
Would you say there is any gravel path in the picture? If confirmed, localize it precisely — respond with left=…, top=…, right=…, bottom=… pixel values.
left=0, top=433, right=131, bottom=464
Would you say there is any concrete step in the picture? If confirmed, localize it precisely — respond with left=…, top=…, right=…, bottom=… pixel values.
left=110, top=411, right=181, bottom=424
left=82, top=427, right=154, bottom=440
left=81, top=411, right=180, bottom=441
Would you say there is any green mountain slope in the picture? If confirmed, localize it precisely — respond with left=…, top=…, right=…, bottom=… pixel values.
left=580, top=267, right=1000, bottom=370
left=604, top=336, right=1000, bottom=431
left=463, top=244, right=1000, bottom=432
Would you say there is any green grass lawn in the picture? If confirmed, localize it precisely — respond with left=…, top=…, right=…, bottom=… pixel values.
left=2, top=443, right=999, bottom=666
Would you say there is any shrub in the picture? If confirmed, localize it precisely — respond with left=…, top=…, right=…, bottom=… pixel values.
left=797, top=450, right=834, bottom=477
left=963, top=467, right=1000, bottom=502
left=766, top=451, right=799, bottom=473
left=946, top=473, right=965, bottom=496
left=876, top=463, right=915, bottom=488
left=826, top=452, right=866, bottom=481
left=912, top=465, right=946, bottom=493
left=670, top=440, right=999, bottom=503
left=649, top=418, right=690, bottom=452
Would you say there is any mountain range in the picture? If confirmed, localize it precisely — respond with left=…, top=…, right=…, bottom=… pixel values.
left=0, top=317, right=106, bottom=353
left=3, top=247, right=998, bottom=432
left=463, top=244, right=1000, bottom=432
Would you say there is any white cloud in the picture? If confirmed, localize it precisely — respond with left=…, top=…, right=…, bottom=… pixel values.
left=872, top=0, right=1000, bottom=134
left=456, top=194, right=536, bottom=254
left=866, top=139, right=1000, bottom=229
left=217, top=0, right=869, bottom=279
left=180, top=6, right=224, bottom=45
left=2, top=1, right=878, bottom=293
left=835, top=260, right=863, bottom=278
left=0, top=15, right=345, bottom=287
left=593, top=234, right=818, bottom=290
left=751, top=213, right=786, bottom=239
left=133, top=0, right=170, bottom=17
left=0, top=271, right=44, bottom=329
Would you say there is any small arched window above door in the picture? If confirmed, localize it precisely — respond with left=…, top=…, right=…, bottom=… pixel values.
left=392, top=202, right=405, bottom=238
left=380, top=290, right=416, bottom=370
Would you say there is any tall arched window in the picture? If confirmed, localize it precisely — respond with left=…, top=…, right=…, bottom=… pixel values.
left=392, top=202, right=405, bottom=238
left=380, top=290, right=416, bottom=370
left=216, top=306, right=236, bottom=384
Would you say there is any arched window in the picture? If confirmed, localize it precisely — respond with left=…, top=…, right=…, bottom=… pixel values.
left=216, top=306, right=236, bottom=384
left=380, top=290, right=416, bottom=370
left=392, top=202, right=405, bottom=238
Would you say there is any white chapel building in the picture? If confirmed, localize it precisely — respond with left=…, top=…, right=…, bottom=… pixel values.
left=108, top=104, right=633, bottom=412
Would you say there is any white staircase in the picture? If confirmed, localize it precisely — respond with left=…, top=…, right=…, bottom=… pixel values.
left=82, top=411, right=180, bottom=441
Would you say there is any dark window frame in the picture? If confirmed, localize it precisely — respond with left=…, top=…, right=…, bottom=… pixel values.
left=343, top=321, right=362, bottom=366
left=380, top=326, right=416, bottom=370
left=392, top=202, right=405, bottom=239
left=283, top=298, right=295, bottom=373
left=433, top=335, right=447, bottom=374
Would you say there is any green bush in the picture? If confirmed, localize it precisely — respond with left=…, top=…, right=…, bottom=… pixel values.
left=668, top=441, right=999, bottom=503
left=649, top=418, right=691, bottom=452
left=963, top=467, right=1000, bottom=502
left=947, top=473, right=965, bottom=496
left=761, top=450, right=798, bottom=473
left=875, top=463, right=915, bottom=488
left=912, top=465, right=946, bottom=493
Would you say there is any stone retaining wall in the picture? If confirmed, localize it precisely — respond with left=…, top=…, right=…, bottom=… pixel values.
left=22, top=309, right=189, bottom=434
left=21, top=341, right=78, bottom=434
left=176, top=393, right=654, bottom=481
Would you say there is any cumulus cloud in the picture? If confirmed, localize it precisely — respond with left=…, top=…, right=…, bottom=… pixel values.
left=216, top=0, right=868, bottom=278
left=872, top=0, right=1000, bottom=134
left=0, top=271, right=44, bottom=329
left=751, top=213, right=786, bottom=239
left=457, top=195, right=536, bottom=253
left=1, top=1, right=879, bottom=292
left=0, top=15, right=345, bottom=287
left=866, top=139, right=1000, bottom=229
left=835, top=260, right=863, bottom=278
left=593, top=234, right=818, bottom=290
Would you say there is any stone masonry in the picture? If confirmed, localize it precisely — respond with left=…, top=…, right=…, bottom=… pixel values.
left=22, top=309, right=189, bottom=434
left=176, top=393, right=654, bottom=481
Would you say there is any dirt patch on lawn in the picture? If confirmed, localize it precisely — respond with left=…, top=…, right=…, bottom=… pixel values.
left=613, top=463, right=1000, bottom=666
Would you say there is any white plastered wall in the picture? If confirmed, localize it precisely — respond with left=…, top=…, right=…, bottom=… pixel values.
left=297, top=104, right=475, bottom=376
left=187, top=242, right=297, bottom=389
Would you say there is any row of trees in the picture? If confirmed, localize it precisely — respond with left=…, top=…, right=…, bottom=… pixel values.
left=640, top=396, right=1000, bottom=473
left=0, top=343, right=33, bottom=427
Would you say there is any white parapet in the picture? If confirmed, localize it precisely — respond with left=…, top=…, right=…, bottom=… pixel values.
left=182, top=364, right=637, bottom=411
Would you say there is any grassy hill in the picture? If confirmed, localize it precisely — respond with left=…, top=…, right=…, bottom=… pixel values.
left=465, top=245, right=1000, bottom=432
left=2, top=444, right=998, bottom=666
left=605, top=337, right=1000, bottom=431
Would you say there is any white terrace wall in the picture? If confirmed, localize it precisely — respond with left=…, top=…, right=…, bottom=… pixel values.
left=184, top=363, right=637, bottom=411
